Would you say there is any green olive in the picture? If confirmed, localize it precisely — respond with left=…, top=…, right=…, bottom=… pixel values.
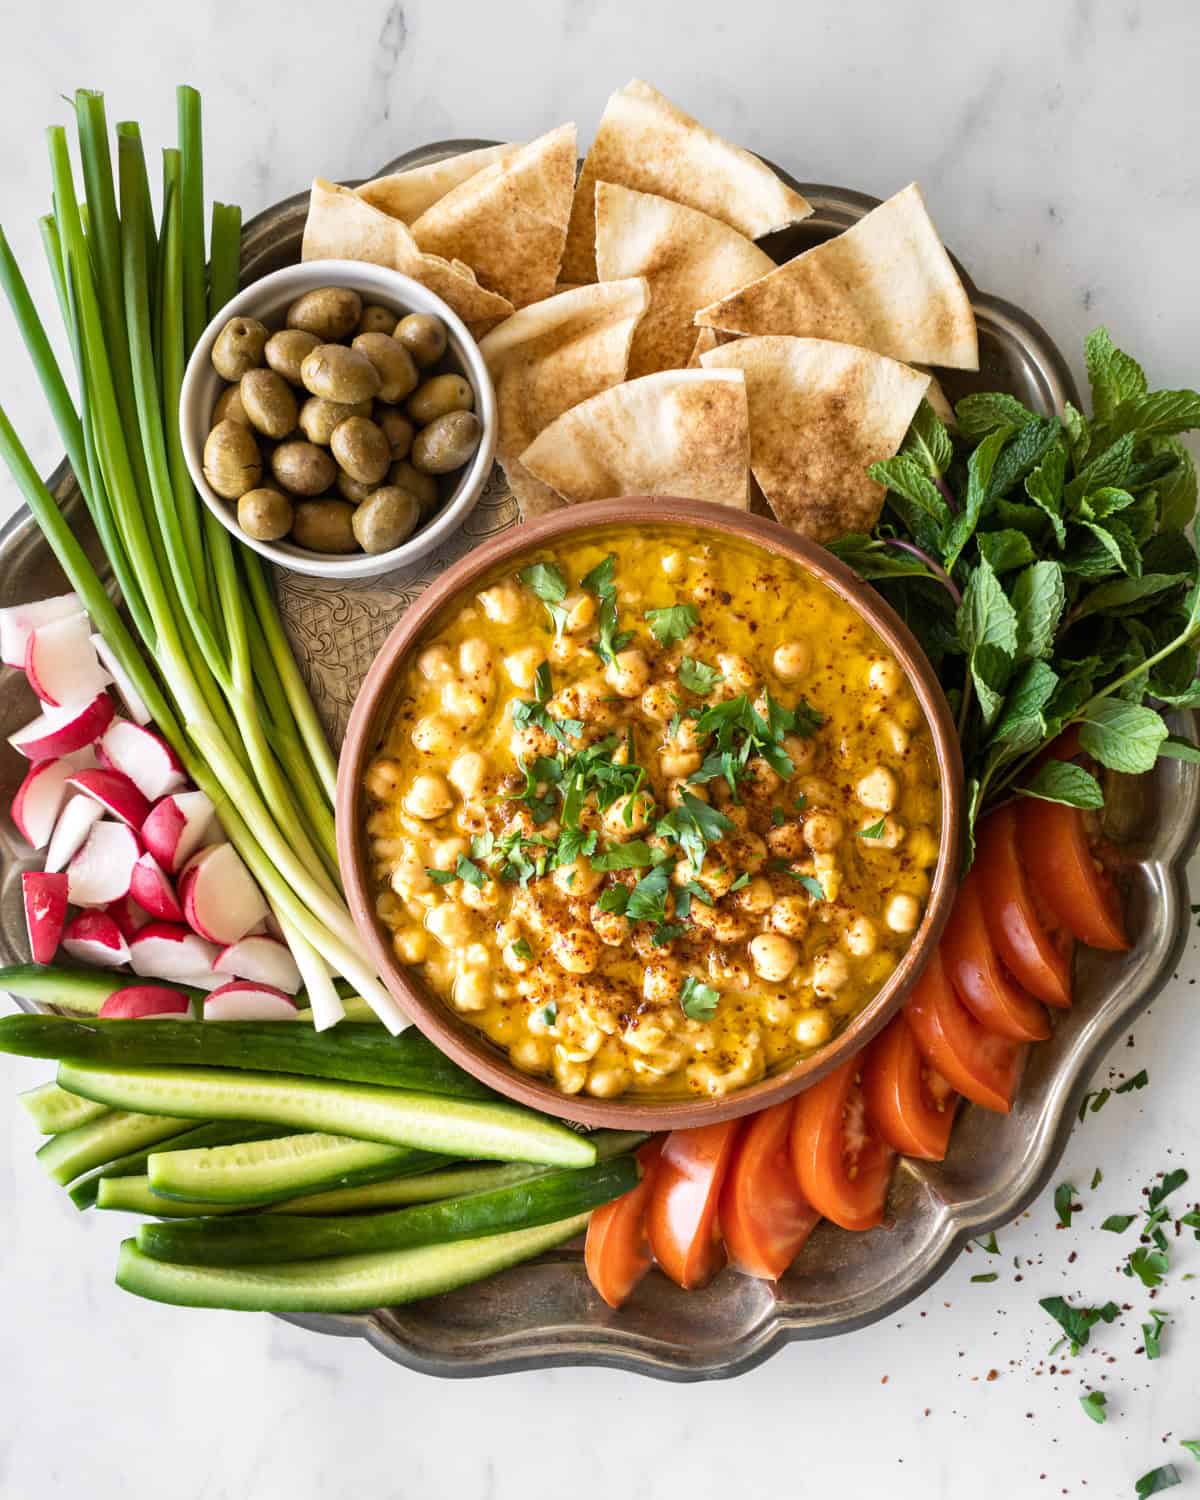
left=211, top=317, right=269, bottom=381
left=351, top=332, right=419, bottom=404
left=352, top=486, right=421, bottom=554
left=285, top=286, right=362, bottom=341
left=239, top=368, right=299, bottom=440
left=264, top=329, right=321, bottom=386
left=388, top=459, right=439, bottom=513
left=375, top=405, right=415, bottom=461
left=406, top=373, right=474, bottom=425
left=203, top=419, right=262, bottom=499
left=410, top=410, right=483, bottom=475
left=394, top=312, right=447, bottom=369
left=300, top=344, right=381, bottom=405
left=270, top=440, right=337, bottom=497
left=336, top=469, right=378, bottom=504
left=358, top=304, right=397, bottom=336
left=291, top=499, right=360, bottom=554
left=330, top=416, right=391, bottom=485
left=237, top=488, right=294, bottom=542
left=211, top=385, right=248, bottom=428
left=299, top=395, right=373, bottom=445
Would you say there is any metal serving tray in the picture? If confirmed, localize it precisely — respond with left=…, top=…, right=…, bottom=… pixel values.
left=1, top=142, right=1196, bottom=1381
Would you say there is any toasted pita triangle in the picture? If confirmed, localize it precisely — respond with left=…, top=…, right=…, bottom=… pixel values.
left=520, top=368, right=750, bottom=510
left=701, top=337, right=931, bottom=541
left=562, top=79, right=812, bottom=283
left=478, top=279, right=650, bottom=519
left=357, top=144, right=520, bottom=223
left=595, top=184, right=775, bottom=377
left=410, top=126, right=577, bottom=309
left=687, top=326, right=733, bottom=368
left=696, top=183, right=978, bottom=370
left=302, top=180, right=513, bottom=325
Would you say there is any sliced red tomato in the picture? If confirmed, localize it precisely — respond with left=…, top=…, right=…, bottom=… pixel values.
left=903, top=948, right=1023, bottom=1113
left=975, top=805, right=1073, bottom=1009
left=791, top=1057, right=895, bottom=1231
left=646, top=1121, right=741, bottom=1290
left=1016, top=796, right=1129, bottom=951
left=585, top=1139, right=664, bottom=1309
left=861, top=1014, right=959, bottom=1161
left=941, top=870, right=1050, bottom=1041
left=719, top=1100, right=821, bottom=1279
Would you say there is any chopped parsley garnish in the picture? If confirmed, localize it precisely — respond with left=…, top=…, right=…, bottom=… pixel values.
left=1101, top=1213, right=1136, bottom=1233
left=973, top=1232, right=1000, bottom=1255
left=1142, top=1308, right=1168, bottom=1360
left=1181, top=1441, right=1200, bottom=1462
left=1054, top=1181, right=1077, bottom=1228
left=625, top=862, right=671, bottom=924
left=1079, top=1087, right=1111, bottom=1119
left=512, top=694, right=582, bottom=749
left=539, top=1001, right=558, bottom=1027
left=678, top=656, right=724, bottom=695
left=1079, top=1391, right=1108, bottom=1425
left=519, top=561, right=570, bottom=635
left=771, top=807, right=786, bottom=826
left=729, top=872, right=750, bottom=892
left=1135, top=1465, right=1180, bottom=1497
left=1116, top=1069, right=1149, bottom=1093
left=582, top=553, right=634, bottom=667
left=690, top=691, right=821, bottom=792
left=1038, top=1294, right=1119, bottom=1354
left=655, top=792, right=733, bottom=872
left=1149, top=1168, right=1188, bottom=1210
left=857, top=817, right=888, bottom=839
left=596, top=885, right=630, bottom=915
left=680, top=975, right=720, bottom=1021
left=791, top=873, right=826, bottom=902
left=645, top=603, right=699, bottom=646
left=590, top=840, right=656, bottom=871
left=510, top=938, right=533, bottom=962
left=970, top=1272, right=998, bottom=1283
left=652, top=923, right=686, bottom=948
left=425, top=856, right=485, bottom=888
left=426, top=867, right=457, bottom=885
left=1125, top=1246, right=1169, bottom=1288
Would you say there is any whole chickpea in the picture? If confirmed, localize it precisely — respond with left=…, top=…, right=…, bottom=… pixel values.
left=551, top=927, right=601, bottom=975
left=749, top=933, right=799, bottom=983
left=606, top=648, right=651, bottom=698
left=803, top=811, right=844, bottom=852
left=773, top=639, right=811, bottom=680
left=404, top=772, right=454, bottom=820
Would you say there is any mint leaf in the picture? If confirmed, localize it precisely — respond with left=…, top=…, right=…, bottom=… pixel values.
left=958, top=557, right=1018, bottom=658
left=943, top=426, right=1013, bottom=568
left=1085, top=327, right=1147, bottom=421
left=679, top=656, right=723, bottom=695
left=991, top=660, right=1058, bottom=751
left=1135, top=1465, right=1180, bottom=1497
left=1066, top=432, right=1136, bottom=505
left=1108, top=388, right=1200, bottom=442
left=645, top=603, right=699, bottom=647
left=955, top=391, right=1034, bottom=440
left=901, top=398, right=954, bottom=477
left=1102, top=1214, right=1136, bottom=1232
left=1079, top=1391, right=1108, bottom=1425
left=1070, top=572, right=1188, bottom=622
left=1079, top=699, right=1167, bottom=774
left=1080, top=485, right=1137, bottom=520
left=978, top=529, right=1036, bottom=573
left=986, top=417, right=1061, bottom=503
left=1158, top=736, right=1200, bottom=763
left=1019, top=760, right=1104, bottom=809
left=1157, top=438, right=1198, bottom=532
left=1024, top=444, right=1068, bottom=547
left=680, top=975, right=720, bottom=1021
left=869, top=453, right=951, bottom=539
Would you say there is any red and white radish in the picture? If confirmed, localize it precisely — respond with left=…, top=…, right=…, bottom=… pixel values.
left=23, top=613, right=110, bottom=707
left=96, top=720, right=184, bottom=802
left=66, top=821, right=140, bottom=907
left=212, top=934, right=303, bottom=994
left=66, top=766, right=152, bottom=831
left=0, top=592, right=83, bottom=668
left=140, top=790, right=216, bottom=874
left=106, top=894, right=152, bottom=941
left=21, top=870, right=68, bottom=964
left=8, top=691, right=114, bottom=760
left=180, top=842, right=269, bottom=945
left=129, top=921, right=221, bottom=987
left=204, top=981, right=299, bottom=1021
left=61, top=910, right=131, bottom=968
left=44, top=793, right=104, bottom=873
left=99, top=984, right=191, bottom=1020
left=128, top=850, right=184, bottom=922
left=90, top=633, right=151, bottom=726
left=11, top=756, right=78, bottom=850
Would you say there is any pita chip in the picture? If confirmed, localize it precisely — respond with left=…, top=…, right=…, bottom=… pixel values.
left=701, top=336, right=931, bottom=542
left=562, top=79, right=812, bottom=282
left=520, top=368, right=750, bottom=510
left=357, top=143, right=520, bottom=223
left=687, top=326, right=733, bottom=368
left=478, top=279, right=650, bottom=519
left=410, top=125, right=577, bottom=309
left=302, top=179, right=513, bottom=325
left=595, top=184, right=775, bottom=377
left=696, top=183, right=978, bottom=370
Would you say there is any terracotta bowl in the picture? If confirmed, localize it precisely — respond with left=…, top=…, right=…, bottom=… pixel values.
left=337, top=497, right=963, bottom=1129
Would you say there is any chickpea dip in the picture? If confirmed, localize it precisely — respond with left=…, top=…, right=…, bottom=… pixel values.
left=363, top=525, right=942, bottom=1102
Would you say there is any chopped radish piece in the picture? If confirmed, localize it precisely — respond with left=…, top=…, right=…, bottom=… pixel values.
left=44, top=794, right=104, bottom=873
left=66, top=766, right=151, bottom=830
left=141, top=790, right=217, bottom=874
left=22, top=871, right=68, bottom=964
left=11, top=756, right=79, bottom=849
left=106, top=894, right=152, bottom=941
left=129, top=850, right=184, bottom=922
left=212, top=935, right=303, bottom=994
left=66, top=821, right=140, bottom=907
left=0, top=592, right=83, bottom=668
left=181, top=842, right=269, bottom=945
left=90, top=634, right=151, bottom=725
left=129, top=921, right=222, bottom=987
left=204, top=981, right=299, bottom=1021
left=9, top=691, right=114, bottom=760
left=99, top=985, right=192, bottom=1020
left=24, top=613, right=110, bottom=706
left=96, top=720, right=185, bottom=802
left=61, top=910, right=131, bottom=968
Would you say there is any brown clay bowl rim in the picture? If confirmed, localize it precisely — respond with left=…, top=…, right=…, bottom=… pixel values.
left=336, top=497, right=964, bottom=1129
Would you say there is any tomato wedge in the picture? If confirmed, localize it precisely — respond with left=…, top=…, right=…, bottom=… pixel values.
left=791, top=1057, right=895, bottom=1231
left=903, top=948, right=1023, bottom=1113
left=861, top=1014, right=959, bottom=1161
left=719, top=1100, right=821, bottom=1279
left=941, top=870, right=1050, bottom=1041
left=1016, top=796, right=1129, bottom=951
left=585, top=1140, right=664, bottom=1309
left=647, top=1121, right=741, bottom=1290
left=975, top=805, right=1073, bottom=1009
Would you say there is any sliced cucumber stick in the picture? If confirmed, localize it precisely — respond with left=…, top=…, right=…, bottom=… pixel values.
left=116, top=1212, right=591, bottom=1312
left=69, top=1123, right=295, bottom=1209
left=37, top=1111, right=195, bottom=1186
left=147, top=1132, right=448, bottom=1206
left=21, top=1081, right=108, bottom=1134
left=271, top=1161, right=548, bottom=1215
left=0, top=963, right=130, bottom=1015
left=57, top=1063, right=595, bottom=1168
left=97, top=1176, right=249, bottom=1217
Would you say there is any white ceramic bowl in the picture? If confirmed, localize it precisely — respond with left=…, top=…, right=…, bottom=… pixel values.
left=180, top=260, right=498, bottom=580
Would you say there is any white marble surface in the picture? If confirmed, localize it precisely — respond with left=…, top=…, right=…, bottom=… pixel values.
left=2, top=3, right=1200, bottom=1495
